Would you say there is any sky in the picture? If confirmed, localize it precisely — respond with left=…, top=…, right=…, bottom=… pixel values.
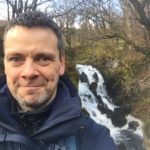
left=0, top=0, right=47, bottom=20
left=0, top=0, right=80, bottom=29
left=0, top=2, right=7, bottom=20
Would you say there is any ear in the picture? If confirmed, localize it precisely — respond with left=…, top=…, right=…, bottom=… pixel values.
left=59, top=55, right=65, bottom=75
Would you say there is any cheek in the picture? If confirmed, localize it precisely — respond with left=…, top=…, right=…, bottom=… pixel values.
left=44, top=71, right=59, bottom=82
left=5, top=68, right=21, bottom=84
left=41, top=65, right=61, bottom=79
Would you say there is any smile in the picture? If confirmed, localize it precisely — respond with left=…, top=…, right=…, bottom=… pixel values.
left=21, top=86, right=43, bottom=91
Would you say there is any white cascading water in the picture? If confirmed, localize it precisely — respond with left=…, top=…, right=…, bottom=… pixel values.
left=76, top=64, right=145, bottom=150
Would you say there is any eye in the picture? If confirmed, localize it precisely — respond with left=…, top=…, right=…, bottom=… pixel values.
left=35, top=55, right=54, bottom=66
left=35, top=54, right=55, bottom=66
left=8, top=56, right=24, bottom=66
left=40, top=56, right=51, bottom=61
left=9, top=56, right=22, bottom=62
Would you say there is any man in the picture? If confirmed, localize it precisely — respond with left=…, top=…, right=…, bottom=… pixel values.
left=0, top=11, right=117, bottom=150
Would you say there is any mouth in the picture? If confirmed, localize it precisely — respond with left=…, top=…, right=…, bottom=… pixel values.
left=23, top=85, right=43, bottom=87
left=21, top=86, right=43, bottom=91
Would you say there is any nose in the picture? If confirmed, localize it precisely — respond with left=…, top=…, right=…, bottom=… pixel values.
left=21, top=59, right=39, bottom=80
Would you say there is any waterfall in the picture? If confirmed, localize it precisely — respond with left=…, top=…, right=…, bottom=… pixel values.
left=76, top=64, right=145, bottom=150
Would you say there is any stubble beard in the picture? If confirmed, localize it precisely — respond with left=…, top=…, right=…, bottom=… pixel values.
left=11, top=87, right=57, bottom=112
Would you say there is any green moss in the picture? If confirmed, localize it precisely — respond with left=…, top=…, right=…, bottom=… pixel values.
left=144, top=119, right=150, bottom=138
left=144, top=137, right=150, bottom=150
left=132, top=98, right=150, bottom=120
left=65, top=60, right=79, bottom=89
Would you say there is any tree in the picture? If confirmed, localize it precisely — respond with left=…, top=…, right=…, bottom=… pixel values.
left=120, top=0, right=150, bottom=56
left=1, top=0, right=51, bottom=20
left=50, top=0, right=87, bottom=48
left=75, top=0, right=150, bottom=56
left=128, top=0, right=150, bottom=38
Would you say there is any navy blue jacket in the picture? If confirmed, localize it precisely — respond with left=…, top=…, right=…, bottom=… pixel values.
left=0, top=75, right=117, bottom=150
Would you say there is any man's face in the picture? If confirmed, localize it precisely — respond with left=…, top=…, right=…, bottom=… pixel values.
left=4, top=26, right=65, bottom=111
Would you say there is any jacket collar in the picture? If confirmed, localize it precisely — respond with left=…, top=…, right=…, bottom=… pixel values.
left=31, top=76, right=83, bottom=139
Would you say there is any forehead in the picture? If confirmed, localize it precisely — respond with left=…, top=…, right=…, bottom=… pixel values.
left=5, top=25, right=57, bottom=40
left=4, top=26, right=59, bottom=55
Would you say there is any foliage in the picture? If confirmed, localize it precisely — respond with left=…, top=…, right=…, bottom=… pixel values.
left=65, top=59, right=79, bottom=88
left=144, top=119, right=150, bottom=138
left=132, top=98, right=150, bottom=121
left=65, top=37, right=150, bottom=111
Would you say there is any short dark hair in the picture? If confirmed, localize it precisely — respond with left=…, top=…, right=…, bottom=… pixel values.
left=3, top=11, right=64, bottom=59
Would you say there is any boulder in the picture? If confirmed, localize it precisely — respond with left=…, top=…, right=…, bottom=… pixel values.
left=80, top=72, right=88, bottom=83
left=128, top=121, right=139, bottom=130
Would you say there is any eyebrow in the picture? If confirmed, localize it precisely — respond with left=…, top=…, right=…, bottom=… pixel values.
left=5, top=53, right=23, bottom=59
left=34, top=53, right=55, bottom=59
left=5, top=51, right=58, bottom=62
left=5, top=52, right=55, bottom=57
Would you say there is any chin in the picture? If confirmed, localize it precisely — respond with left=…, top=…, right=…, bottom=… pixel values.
left=22, top=98, right=45, bottom=108
left=22, top=94, right=49, bottom=104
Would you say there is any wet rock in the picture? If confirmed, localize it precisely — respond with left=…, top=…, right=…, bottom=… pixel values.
left=128, top=121, right=139, bottom=130
left=119, top=130, right=145, bottom=150
left=93, top=72, right=98, bottom=82
left=89, top=82, right=97, bottom=96
left=117, top=143, right=126, bottom=150
left=80, top=72, right=88, bottom=83
left=111, top=112, right=127, bottom=127
left=114, top=107, right=131, bottom=116
left=97, top=104, right=127, bottom=127
left=96, top=95, right=103, bottom=105
left=97, top=104, right=108, bottom=114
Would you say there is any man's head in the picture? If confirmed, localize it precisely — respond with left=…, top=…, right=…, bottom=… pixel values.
left=3, top=11, right=64, bottom=58
left=3, top=11, right=65, bottom=112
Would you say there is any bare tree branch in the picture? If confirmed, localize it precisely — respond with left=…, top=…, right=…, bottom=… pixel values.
left=129, top=0, right=150, bottom=37
left=51, top=0, right=86, bottom=18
